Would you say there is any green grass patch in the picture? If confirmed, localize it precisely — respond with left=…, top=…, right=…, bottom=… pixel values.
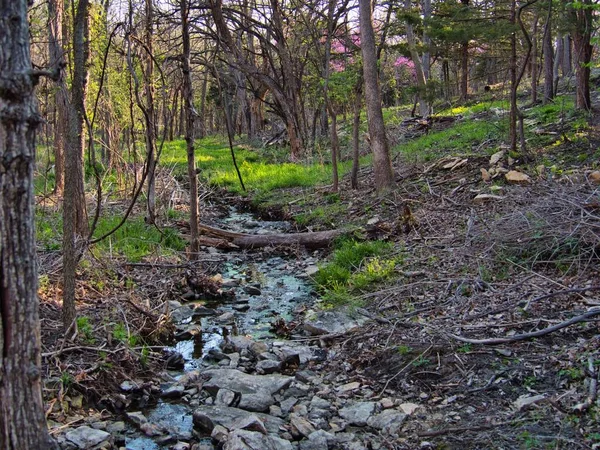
left=314, top=239, right=402, bottom=307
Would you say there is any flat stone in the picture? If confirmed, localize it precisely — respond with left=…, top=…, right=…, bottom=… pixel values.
left=280, top=397, right=298, bottom=414
left=223, top=429, right=293, bottom=450
left=514, top=394, right=546, bottom=411
left=367, top=409, right=407, bottom=435
left=202, top=368, right=292, bottom=401
left=65, top=426, right=110, bottom=449
left=473, top=193, right=504, bottom=204
left=126, top=411, right=148, bottom=426
left=339, top=402, right=376, bottom=426
left=489, top=150, right=505, bottom=166
left=230, top=414, right=268, bottom=434
left=244, top=285, right=262, bottom=296
left=193, top=405, right=284, bottom=435
left=211, top=424, right=229, bottom=442
left=303, top=310, right=367, bottom=336
left=106, top=421, right=125, bottom=433
left=192, top=305, right=217, bottom=317
left=399, top=402, right=420, bottom=415
left=171, top=305, right=195, bottom=323
left=256, top=360, right=282, bottom=374
left=299, top=430, right=335, bottom=450
left=379, top=398, right=394, bottom=409
left=228, top=336, right=254, bottom=352
left=216, top=312, right=236, bottom=324
left=310, top=396, right=331, bottom=410
left=249, top=342, right=269, bottom=355
left=336, top=381, right=360, bottom=393
left=505, top=170, right=531, bottom=183
left=290, top=414, right=316, bottom=438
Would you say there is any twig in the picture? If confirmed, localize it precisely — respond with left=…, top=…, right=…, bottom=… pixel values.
left=573, top=356, right=598, bottom=413
left=450, top=308, right=600, bottom=345
left=42, top=345, right=123, bottom=358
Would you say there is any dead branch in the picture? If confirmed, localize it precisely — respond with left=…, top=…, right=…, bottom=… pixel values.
left=450, top=308, right=600, bottom=345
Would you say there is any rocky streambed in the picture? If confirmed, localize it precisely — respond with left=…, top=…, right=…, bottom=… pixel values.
left=55, top=208, right=415, bottom=450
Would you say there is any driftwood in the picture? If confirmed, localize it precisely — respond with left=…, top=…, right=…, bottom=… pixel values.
left=198, top=223, right=343, bottom=249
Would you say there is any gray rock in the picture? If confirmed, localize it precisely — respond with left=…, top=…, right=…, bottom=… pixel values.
left=211, top=424, right=229, bottom=443
left=216, top=312, right=236, bottom=324
left=280, top=397, right=298, bottom=414
left=303, top=310, right=367, bottom=336
left=339, top=402, right=376, bottom=426
left=230, top=414, right=268, bottom=434
left=172, top=442, right=191, bottom=450
left=290, top=413, right=316, bottom=438
left=223, top=430, right=293, bottom=450
left=215, top=388, right=239, bottom=407
left=249, top=342, right=268, bottom=355
left=295, top=370, right=316, bottom=384
left=192, top=405, right=284, bottom=434
left=171, top=305, right=195, bottom=323
left=310, top=396, right=331, bottom=410
left=366, top=409, right=407, bottom=435
left=65, top=426, right=110, bottom=449
left=106, top=421, right=125, bottom=433
left=228, top=336, right=254, bottom=352
left=162, top=384, right=185, bottom=399
left=299, top=430, right=333, bottom=450
left=193, top=305, right=217, bottom=317
left=244, top=285, right=262, bottom=296
left=202, top=369, right=292, bottom=412
left=256, top=360, right=282, bottom=374
left=126, top=411, right=148, bottom=426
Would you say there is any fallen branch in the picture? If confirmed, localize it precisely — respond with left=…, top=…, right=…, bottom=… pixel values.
left=418, top=420, right=515, bottom=438
left=450, top=308, right=600, bottom=345
left=573, top=356, right=598, bottom=413
left=198, top=222, right=344, bottom=249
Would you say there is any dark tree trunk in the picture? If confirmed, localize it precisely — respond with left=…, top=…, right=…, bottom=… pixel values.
left=47, top=0, right=67, bottom=196
left=0, top=1, right=57, bottom=448
left=144, top=0, right=157, bottom=224
left=509, top=0, right=517, bottom=152
left=571, top=0, right=592, bottom=111
left=542, top=0, right=554, bottom=103
left=553, top=33, right=563, bottom=93
left=63, top=0, right=90, bottom=334
left=181, top=0, right=200, bottom=259
left=351, top=80, right=363, bottom=190
left=563, top=34, right=572, bottom=76
left=460, top=0, right=469, bottom=101
left=359, top=0, right=394, bottom=191
left=530, top=11, right=539, bottom=104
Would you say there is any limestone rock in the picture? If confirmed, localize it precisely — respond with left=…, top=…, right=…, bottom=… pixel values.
left=65, top=426, right=110, bottom=449
left=489, top=150, right=505, bottom=166
left=223, top=429, right=293, bottom=450
left=367, top=409, right=407, bottom=435
left=339, top=402, right=376, bottom=426
left=192, top=405, right=284, bottom=434
left=304, top=310, right=367, bottom=335
left=505, top=170, right=531, bottom=183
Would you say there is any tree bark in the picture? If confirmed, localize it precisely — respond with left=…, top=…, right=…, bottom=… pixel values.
left=0, top=1, right=57, bottom=448
left=530, top=11, right=539, bottom=104
left=404, top=0, right=429, bottom=116
left=144, top=0, right=157, bottom=223
left=542, top=0, right=554, bottom=103
left=63, top=0, right=90, bottom=334
left=460, top=0, right=469, bottom=101
left=47, top=0, right=67, bottom=196
left=351, top=79, right=362, bottom=190
left=509, top=0, right=517, bottom=152
left=181, top=0, right=200, bottom=260
left=570, top=0, right=592, bottom=111
left=359, top=0, right=395, bottom=191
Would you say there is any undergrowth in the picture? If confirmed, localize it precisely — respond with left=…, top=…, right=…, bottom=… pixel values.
left=313, top=238, right=403, bottom=307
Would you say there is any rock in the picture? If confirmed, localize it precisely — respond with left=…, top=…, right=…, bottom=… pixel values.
left=304, top=310, right=367, bottom=336
left=119, top=380, right=137, bottom=392
left=216, top=312, right=236, bottom=324
left=233, top=304, right=251, bottom=312
left=480, top=168, right=491, bottom=182
left=280, top=397, right=298, bottom=414
left=177, top=370, right=201, bottom=387
left=295, top=370, right=316, bottom=383
left=165, top=352, right=185, bottom=370
left=336, top=381, right=360, bottom=393
left=249, top=341, right=269, bottom=355
left=223, top=429, right=293, bottom=450
left=366, top=409, right=407, bottom=435
left=202, top=369, right=292, bottom=412
left=278, top=348, right=301, bottom=368
left=172, top=442, right=191, bottom=450
left=192, top=405, right=284, bottom=435
left=212, top=424, right=229, bottom=442
left=489, top=150, right=505, bottom=166
left=228, top=336, right=254, bottom=352
left=299, top=430, right=335, bottom=450
left=106, top=421, right=125, bottom=433
left=367, top=216, right=380, bottom=226
left=244, top=285, right=262, bottom=296
left=505, top=170, right=531, bottom=183
left=310, top=396, right=331, bottom=410
left=140, top=421, right=163, bottom=437
left=399, top=402, right=420, bottom=415
left=126, top=411, right=148, bottom=427
left=215, top=389, right=239, bottom=407
left=589, top=170, right=600, bottom=184
left=256, top=360, right=282, bottom=374
left=171, top=305, right=195, bottom=323
left=230, top=414, right=268, bottom=434
left=162, top=384, right=185, bottom=399
left=192, top=305, right=217, bottom=317
left=339, top=402, right=376, bottom=426
left=379, top=398, right=394, bottom=409
left=514, top=394, right=546, bottom=411
left=305, top=265, right=319, bottom=277
left=175, top=325, right=201, bottom=341
left=65, top=426, right=110, bottom=449
left=473, top=193, right=504, bottom=204
left=290, top=413, right=316, bottom=438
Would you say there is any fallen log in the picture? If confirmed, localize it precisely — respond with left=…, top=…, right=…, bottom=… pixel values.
left=198, top=223, right=343, bottom=249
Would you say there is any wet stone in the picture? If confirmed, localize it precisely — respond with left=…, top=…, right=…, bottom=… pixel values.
left=162, top=384, right=185, bottom=399
left=244, top=285, right=262, bottom=296
left=64, top=426, right=110, bottom=449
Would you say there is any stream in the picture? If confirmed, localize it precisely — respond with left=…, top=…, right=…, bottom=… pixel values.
left=125, top=207, right=321, bottom=449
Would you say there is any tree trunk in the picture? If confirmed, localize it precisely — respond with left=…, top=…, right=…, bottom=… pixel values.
left=460, top=0, right=469, bottom=101
left=328, top=104, right=339, bottom=192
left=0, top=1, right=57, bottom=448
left=63, top=0, right=90, bottom=334
left=571, top=0, right=592, bottom=111
left=542, top=0, right=554, bottom=103
left=181, top=0, right=200, bottom=260
left=351, top=80, right=363, bottom=190
left=422, top=0, right=431, bottom=81
left=47, top=0, right=67, bottom=196
left=144, top=0, right=157, bottom=224
left=509, top=0, right=517, bottom=152
left=404, top=0, right=429, bottom=116
left=530, top=11, right=539, bottom=104
left=359, top=0, right=395, bottom=191
left=563, top=34, right=572, bottom=76
left=553, top=33, right=563, bottom=93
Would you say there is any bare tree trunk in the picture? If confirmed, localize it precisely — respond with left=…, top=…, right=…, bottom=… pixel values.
left=351, top=80, right=362, bottom=190
left=509, top=0, right=517, bottom=152
left=422, top=0, right=431, bottom=82
left=542, top=0, right=554, bottom=103
left=404, top=0, right=429, bottom=116
left=199, top=74, right=208, bottom=139
left=0, top=1, right=58, bottom=448
left=144, top=0, right=157, bottom=224
left=359, top=0, right=394, bottom=191
left=571, top=0, right=592, bottom=111
left=63, top=0, right=90, bottom=334
left=563, top=34, right=572, bottom=76
left=328, top=104, right=339, bottom=192
left=460, top=0, right=469, bottom=101
left=530, top=11, right=539, bottom=104
left=553, top=33, right=563, bottom=93
left=47, top=0, right=67, bottom=196
left=181, top=0, right=200, bottom=259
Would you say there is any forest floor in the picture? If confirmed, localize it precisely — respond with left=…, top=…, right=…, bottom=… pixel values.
left=36, top=95, right=600, bottom=449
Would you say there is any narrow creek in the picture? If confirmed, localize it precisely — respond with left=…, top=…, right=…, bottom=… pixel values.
left=125, top=207, right=322, bottom=449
